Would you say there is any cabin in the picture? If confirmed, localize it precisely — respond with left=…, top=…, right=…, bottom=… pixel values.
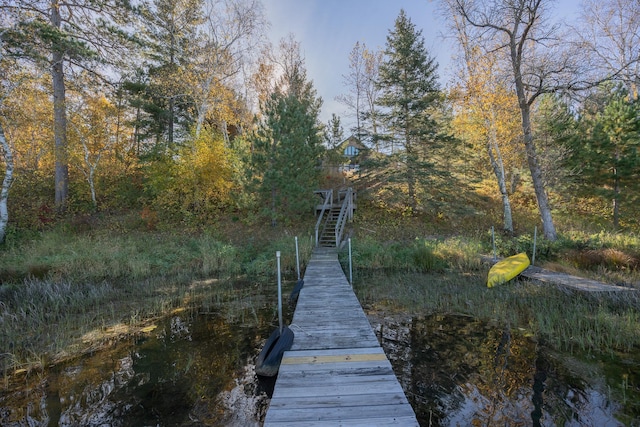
left=326, top=136, right=368, bottom=173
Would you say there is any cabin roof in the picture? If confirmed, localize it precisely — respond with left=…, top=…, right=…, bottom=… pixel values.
left=337, top=135, right=366, bottom=151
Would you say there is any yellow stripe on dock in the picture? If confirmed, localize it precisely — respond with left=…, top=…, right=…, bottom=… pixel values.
left=281, top=353, right=388, bottom=365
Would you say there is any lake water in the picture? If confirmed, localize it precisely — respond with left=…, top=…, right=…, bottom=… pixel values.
left=0, top=302, right=282, bottom=426
left=371, top=313, right=640, bottom=426
left=1, top=298, right=638, bottom=426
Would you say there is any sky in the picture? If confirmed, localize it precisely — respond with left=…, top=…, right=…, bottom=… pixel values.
left=262, top=0, right=582, bottom=131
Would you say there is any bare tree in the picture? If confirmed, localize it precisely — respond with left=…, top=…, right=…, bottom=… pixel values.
left=193, top=0, right=267, bottom=139
left=577, top=0, right=640, bottom=99
left=445, top=0, right=592, bottom=240
left=361, top=47, right=384, bottom=151
left=337, top=42, right=366, bottom=139
left=337, top=42, right=384, bottom=151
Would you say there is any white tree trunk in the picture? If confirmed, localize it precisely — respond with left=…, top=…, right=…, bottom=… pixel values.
left=88, top=168, right=97, bottom=209
left=0, top=123, right=13, bottom=243
left=508, top=21, right=557, bottom=241
left=75, top=126, right=107, bottom=211
left=451, top=0, right=562, bottom=241
left=486, top=114, right=513, bottom=234
left=82, top=143, right=103, bottom=210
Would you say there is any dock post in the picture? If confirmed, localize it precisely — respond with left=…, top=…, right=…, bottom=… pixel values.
left=295, top=236, right=301, bottom=280
left=348, top=237, right=353, bottom=287
left=532, top=226, right=537, bottom=266
left=276, top=251, right=282, bottom=334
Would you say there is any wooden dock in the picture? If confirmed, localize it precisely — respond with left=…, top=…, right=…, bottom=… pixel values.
left=521, top=265, right=634, bottom=292
left=263, top=248, right=419, bottom=426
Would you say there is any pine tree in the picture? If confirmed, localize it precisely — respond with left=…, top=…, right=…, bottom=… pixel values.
left=325, top=114, right=344, bottom=149
left=141, top=0, right=205, bottom=148
left=377, top=9, right=451, bottom=212
left=250, top=40, right=323, bottom=224
left=570, top=87, right=640, bottom=229
left=1, top=0, right=136, bottom=212
left=534, top=95, right=579, bottom=192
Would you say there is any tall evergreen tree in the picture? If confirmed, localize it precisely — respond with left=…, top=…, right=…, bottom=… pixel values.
left=534, top=94, right=579, bottom=192
left=140, top=0, right=204, bottom=148
left=376, top=9, right=450, bottom=212
left=325, top=113, right=344, bottom=149
left=1, top=0, right=136, bottom=212
left=250, top=39, right=323, bottom=224
left=575, top=89, right=640, bottom=229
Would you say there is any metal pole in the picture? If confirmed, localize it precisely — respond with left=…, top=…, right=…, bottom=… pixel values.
left=492, top=226, right=496, bottom=261
left=295, top=236, right=301, bottom=280
left=532, top=226, right=537, bottom=267
left=348, top=238, right=353, bottom=287
left=276, top=251, right=283, bottom=334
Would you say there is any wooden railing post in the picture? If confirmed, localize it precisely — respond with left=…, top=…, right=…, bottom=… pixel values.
left=334, top=187, right=353, bottom=247
left=314, top=189, right=332, bottom=247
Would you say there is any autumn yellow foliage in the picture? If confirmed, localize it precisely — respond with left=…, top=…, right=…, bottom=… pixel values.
left=147, top=128, right=237, bottom=221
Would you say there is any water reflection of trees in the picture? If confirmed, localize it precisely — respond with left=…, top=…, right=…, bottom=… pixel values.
left=375, top=314, right=627, bottom=426
left=407, top=315, right=539, bottom=425
left=1, top=306, right=275, bottom=426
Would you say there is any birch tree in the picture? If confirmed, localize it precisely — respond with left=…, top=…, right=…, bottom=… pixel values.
left=69, top=91, right=119, bottom=209
left=337, top=42, right=366, bottom=139
left=446, top=0, right=584, bottom=240
left=338, top=42, right=384, bottom=151
left=192, top=0, right=266, bottom=139
left=361, top=47, right=384, bottom=152
left=0, top=107, right=13, bottom=244
left=0, top=21, right=16, bottom=242
left=450, top=38, right=521, bottom=233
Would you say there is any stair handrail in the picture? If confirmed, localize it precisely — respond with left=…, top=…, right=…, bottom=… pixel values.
left=314, top=189, right=333, bottom=246
left=334, top=187, right=353, bottom=247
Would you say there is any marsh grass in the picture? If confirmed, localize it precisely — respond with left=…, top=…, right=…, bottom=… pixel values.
left=342, top=235, right=484, bottom=274
left=353, top=270, right=640, bottom=356
left=0, top=229, right=311, bottom=374
left=2, top=221, right=638, bottom=375
left=345, top=234, right=640, bottom=355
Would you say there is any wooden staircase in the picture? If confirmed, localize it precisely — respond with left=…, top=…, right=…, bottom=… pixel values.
left=314, top=188, right=355, bottom=248
left=317, top=207, right=341, bottom=247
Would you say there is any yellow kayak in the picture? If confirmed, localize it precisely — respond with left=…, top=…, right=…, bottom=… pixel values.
left=487, top=253, right=530, bottom=288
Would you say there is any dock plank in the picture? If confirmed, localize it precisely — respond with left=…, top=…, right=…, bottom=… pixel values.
left=266, top=403, right=416, bottom=423
left=262, top=416, right=419, bottom=427
left=263, top=248, right=419, bottom=426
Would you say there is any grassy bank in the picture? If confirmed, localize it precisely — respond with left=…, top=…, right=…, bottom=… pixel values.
left=0, top=226, right=314, bottom=374
left=342, top=234, right=640, bottom=355
left=2, top=218, right=639, bottom=377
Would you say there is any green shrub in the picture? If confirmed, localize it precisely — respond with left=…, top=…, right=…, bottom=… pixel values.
left=343, top=237, right=450, bottom=273
left=433, top=237, right=484, bottom=271
left=412, top=240, right=447, bottom=273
